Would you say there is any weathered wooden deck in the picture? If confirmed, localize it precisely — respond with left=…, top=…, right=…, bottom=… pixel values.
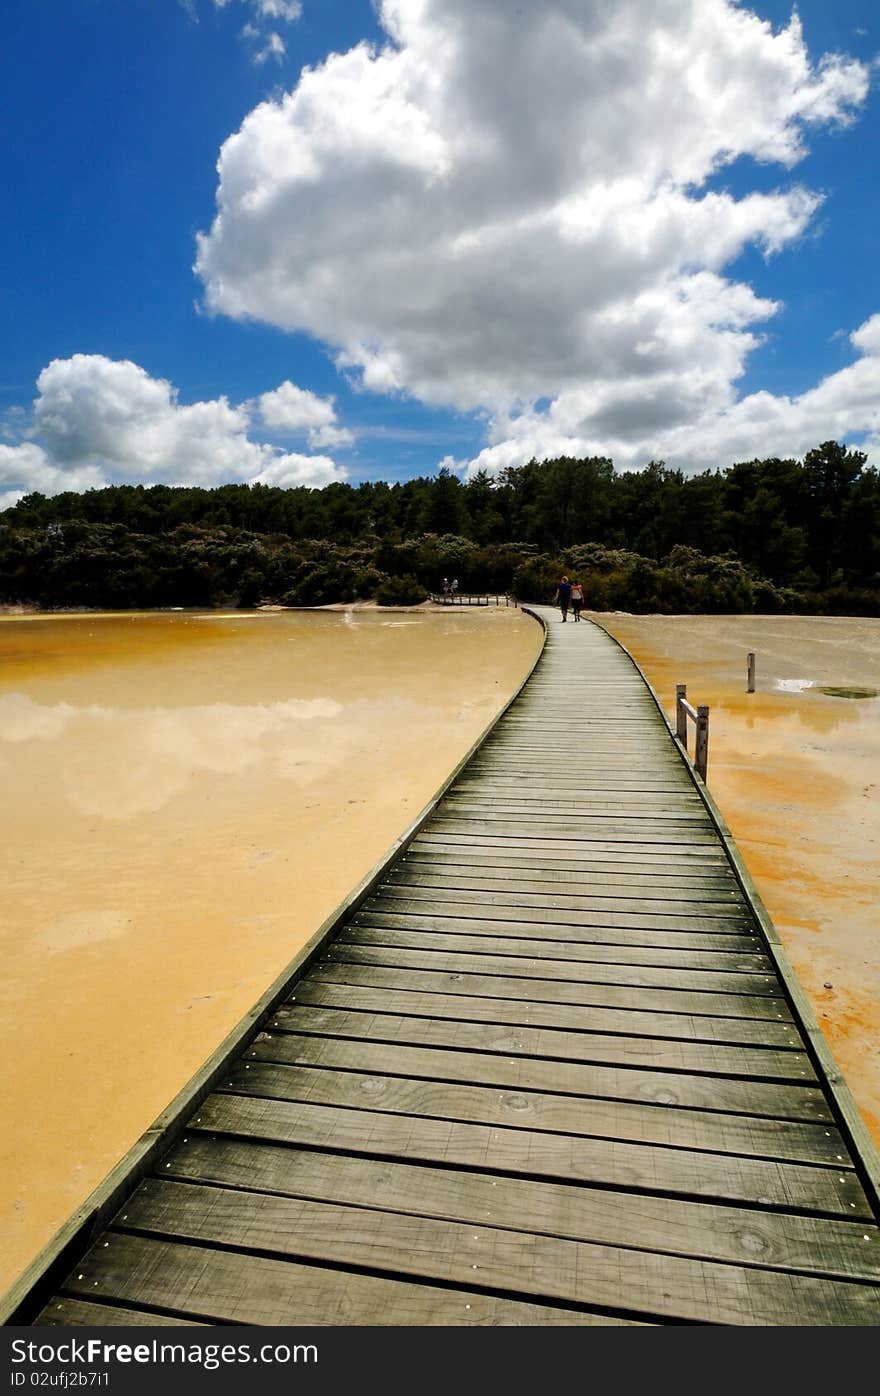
left=11, top=609, right=880, bottom=1325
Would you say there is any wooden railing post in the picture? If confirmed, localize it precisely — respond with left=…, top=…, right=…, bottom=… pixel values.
left=676, top=684, right=688, bottom=744
left=676, top=683, right=709, bottom=780
left=747, top=652, right=756, bottom=693
left=695, top=705, right=710, bottom=781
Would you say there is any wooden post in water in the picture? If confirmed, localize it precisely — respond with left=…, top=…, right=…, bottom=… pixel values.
left=695, top=704, right=710, bottom=781
left=747, top=652, right=756, bottom=693
left=675, top=683, right=688, bottom=744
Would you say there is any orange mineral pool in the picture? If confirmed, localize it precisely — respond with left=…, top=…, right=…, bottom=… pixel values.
left=0, top=606, right=542, bottom=1293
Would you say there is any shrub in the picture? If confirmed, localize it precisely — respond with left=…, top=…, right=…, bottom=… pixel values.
left=375, top=573, right=427, bottom=606
left=352, top=566, right=385, bottom=599
left=511, top=558, right=564, bottom=602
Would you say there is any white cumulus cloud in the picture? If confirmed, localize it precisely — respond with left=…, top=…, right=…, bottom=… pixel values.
left=0, top=355, right=345, bottom=508
left=0, top=442, right=105, bottom=509
left=256, top=380, right=356, bottom=449
left=196, top=0, right=872, bottom=473
left=467, top=313, right=880, bottom=475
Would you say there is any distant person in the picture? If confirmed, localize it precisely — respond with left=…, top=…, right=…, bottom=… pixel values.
left=441, top=576, right=450, bottom=600
left=570, top=579, right=584, bottom=621
left=554, top=574, right=571, bottom=621
left=451, top=578, right=459, bottom=597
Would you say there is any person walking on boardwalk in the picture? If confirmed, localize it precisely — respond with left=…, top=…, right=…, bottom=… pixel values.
left=441, top=576, right=450, bottom=600
left=570, top=578, right=584, bottom=621
left=554, top=574, right=571, bottom=621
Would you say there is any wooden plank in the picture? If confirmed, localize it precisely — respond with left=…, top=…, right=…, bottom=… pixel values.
left=430, top=807, right=712, bottom=827
left=347, top=925, right=768, bottom=973
left=414, top=823, right=725, bottom=846
left=407, top=851, right=733, bottom=881
left=379, top=877, right=745, bottom=916
left=411, top=831, right=729, bottom=858
left=309, top=957, right=798, bottom=1025
left=445, top=785, right=704, bottom=801
left=478, top=746, right=677, bottom=755
left=502, top=710, right=660, bottom=719
left=116, top=1180, right=651, bottom=1325
left=357, top=898, right=754, bottom=940
left=463, top=743, right=684, bottom=753
left=430, top=818, right=721, bottom=843
left=428, top=828, right=723, bottom=849
left=489, top=730, right=669, bottom=740
left=403, top=848, right=738, bottom=885
left=397, top=862, right=739, bottom=897
left=357, top=910, right=758, bottom=952
left=452, top=779, right=694, bottom=795
left=460, top=777, right=695, bottom=793
left=364, top=894, right=753, bottom=933
left=111, top=1179, right=878, bottom=1325
left=291, top=973, right=801, bottom=1047
left=463, top=753, right=688, bottom=766
left=165, top=1136, right=880, bottom=1283
left=387, top=862, right=738, bottom=892
left=488, top=720, right=670, bottom=727
left=413, top=827, right=728, bottom=852
left=391, top=871, right=741, bottom=903
left=402, top=872, right=741, bottom=901
left=226, top=1055, right=847, bottom=1167
left=447, top=789, right=700, bottom=802
left=443, top=807, right=712, bottom=825
left=326, top=942, right=784, bottom=997
left=63, top=1233, right=593, bottom=1327
left=469, top=767, right=686, bottom=777
left=496, top=711, right=664, bottom=720
left=442, top=800, right=709, bottom=820
left=465, top=771, right=687, bottom=783
left=262, top=1010, right=822, bottom=1100
left=470, top=745, right=682, bottom=757
left=457, top=770, right=692, bottom=783
left=35, top=1298, right=208, bottom=1326
left=187, top=1093, right=869, bottom=1216
left=456, top=795, right=697, bottom=810
left=441, top=804, right=707, bottom=820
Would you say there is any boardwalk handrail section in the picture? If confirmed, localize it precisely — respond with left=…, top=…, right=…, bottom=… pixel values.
left=675, top=682, right=709, bottom=780
left=430, top=592, right=518, bottom=607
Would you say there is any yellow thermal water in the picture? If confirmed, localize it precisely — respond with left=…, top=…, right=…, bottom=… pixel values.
left=593, top=613, right=880, bottom=1150
left=0, top=607, right=542, bottom=1293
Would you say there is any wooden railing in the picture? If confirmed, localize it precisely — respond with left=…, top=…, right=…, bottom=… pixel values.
left=430, top=593, right=518, bottom=607
left=675, top=683, right=709, bottom=781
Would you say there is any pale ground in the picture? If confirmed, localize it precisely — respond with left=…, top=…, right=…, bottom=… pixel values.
left=0, top=606, right=542, bottom=1294
left=591, top=613, right=880, bottom=1151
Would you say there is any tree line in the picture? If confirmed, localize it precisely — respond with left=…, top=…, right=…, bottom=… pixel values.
left=1, top=441, right=878, bottom=613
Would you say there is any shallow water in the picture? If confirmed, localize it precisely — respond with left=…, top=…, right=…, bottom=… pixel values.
left=592, top=613, right=880, bottom=1150
left=0, top=607, right=541, bottom=1292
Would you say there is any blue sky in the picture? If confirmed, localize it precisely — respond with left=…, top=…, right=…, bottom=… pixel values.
left=713, top=1, right=879, bottom=397
left=1, top=0, right=878, bottom=504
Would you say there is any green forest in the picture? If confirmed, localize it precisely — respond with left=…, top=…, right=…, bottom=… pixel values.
left=1, top=440, right=878, bottom=613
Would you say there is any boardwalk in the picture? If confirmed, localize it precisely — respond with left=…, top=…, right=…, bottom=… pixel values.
left=9, top=610, right=880, bottom=1326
